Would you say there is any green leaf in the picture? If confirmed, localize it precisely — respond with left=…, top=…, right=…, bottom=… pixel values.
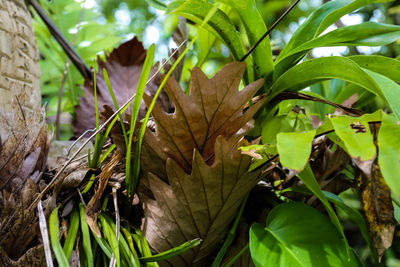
left=297, top=164, right=350, bottom=256
left=349, top=55, right=400, bottom=83
left=249, top=202, right=358, bottom=267
left=168, top=0, right=244, bottom=61
left=276, top=22, right=400, bottom=65
left=63, top=209, right=79, bottom=260
left=167, top=0, right=254, bottom=82
left=79, top=203, right=94, bottom=267
left=140, top=238, right=201, bottom=262
left=126, top=43, right=155, bottom=196
left=275, top=0, right=395, bottom=77
left=49, top=206, right=70, bottom=267
left=329, top=115, right=376, bottom=161
left=378, top=113, right=400, bottom=197
left=216, top=0, right=274, bottom=80
left=269, top=57, right=400, bottom=119
left=323, top=191, right=379, bottom=263
left=363, top=69, right=400, bottom=120
left=99, top=214, right=120, bottom=267
left=277, top=130, right=316, bottom=171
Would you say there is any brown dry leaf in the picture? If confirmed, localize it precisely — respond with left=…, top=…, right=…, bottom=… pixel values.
left=142, top=62, right=265, bottom=174
left=359, top=159, right=395, bottom=260
left=142, top=136, right=260, bottom=266
left=140, top=62, right=265, bottom=266
left=85, top=151, right=122, bottom=237
left=73, top=37, right=170, bottom=138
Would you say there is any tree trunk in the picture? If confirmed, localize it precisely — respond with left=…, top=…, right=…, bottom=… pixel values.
left=0, top=0, right=49, bottom=265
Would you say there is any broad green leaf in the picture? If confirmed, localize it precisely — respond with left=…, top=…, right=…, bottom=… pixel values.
left=216, top=0, right=274, bottom=80
left=323, top=191, right=379, bottom=263
left=277, top=130, right=316, bottom=171
left=275, top=0, right=395, bottom=77
left=329, top=115, right=376, bottom=161
left=378, top=113, right=400, bottom=197
left=297, top=164, right=349, bottom=256
left=249, top=202, right=358, bottom=267
left=269, top=57, right=400, bottom=119
left=363, top=69, right=400, bottom=120
left=349, top=55, right=400, bottom=83
left=276, top=22, right=400, bottom=65
left=49, top=206, right=70, bottom=267
left=168, top=0, right=245, bottom=62
left=167, top=0, right=254, bottom=82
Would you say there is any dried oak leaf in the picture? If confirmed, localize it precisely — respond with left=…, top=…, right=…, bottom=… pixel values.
left=73, top=37, right=170, bottom=138
left=359, top=159, right=395, bottom=260
left=142, top=62, right=265, bottom=174
left=140, top=62, right=265, bottom=266
left=142, top=136, right=260, bottom=266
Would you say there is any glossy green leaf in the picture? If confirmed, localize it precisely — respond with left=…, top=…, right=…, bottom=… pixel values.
left=275, top=0, right=395, bottom=77
left=216, top=0, right=274, bottom=80
left=363, top=69, right=400, bottom=120
left=168, top=0, right=245, bottom=61
left=323, top=191, right=379, bottom=263
left=269, top=57, right=400, bottom=119
left=49, top=206, right=70, bottom=267
left=277, top=130, right=316, bottom=171
left=63, top=209, right=79, bottom=260
left=249, top=202, right=358, bottom=267
left=329, top=115, right=376, bottom=161
left=297, top=164, right=349, bottom=256
left=349, top=55, right=400, bottom=83
left=277, top=22, right=400, bottom=65
left=378, top=113, right=400, bottom=197
left=167, top=0, right=254, bottom=82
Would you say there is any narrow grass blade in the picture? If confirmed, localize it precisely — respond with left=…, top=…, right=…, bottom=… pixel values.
left=103, top=68, right=129, bottom=147
left=139, top=238, right=201, bottom=263
left=63, top=209, right=79, bottom=260
left=225, top=244, right=249, bottom=267
left=132, top=36, right=198, bottom=193
left=79, top=203, right=94, bottom=267
left=99, top=214, right=121, bottom=267
left=49, top=205, right=70, bottom=267
left=134, top=228, right=159, bottom=267
left=126, top=44, right=155, bottom=198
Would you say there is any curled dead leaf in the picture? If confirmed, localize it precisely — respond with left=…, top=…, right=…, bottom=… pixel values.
left=359, top=160, right=395, bottom=260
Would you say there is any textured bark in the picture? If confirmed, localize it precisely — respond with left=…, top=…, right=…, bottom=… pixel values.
left=0, top=1, right=49, bottom=265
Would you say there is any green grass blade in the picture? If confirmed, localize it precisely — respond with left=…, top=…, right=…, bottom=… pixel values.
left=132, top=36, right=198, bottom=193
left=79, top=203, right=94, bottom=267
left=99, top=214, right=120, bottom=267
left=99, top=144, right=116, bottom=165
left=103, top=68, right=129, bottom=147
left=126, top=44, right=155, bottom=198
left=140, top=238, right=201, bottom=263
left=82, top=173, right=96, bottom=194
left=49, top=206, right=70, bottom=267
left=134, top=229, right=159, bottom=267
left=63, top=209, right=79, bottom=260
left=103, top=214, right=141, bottom=267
